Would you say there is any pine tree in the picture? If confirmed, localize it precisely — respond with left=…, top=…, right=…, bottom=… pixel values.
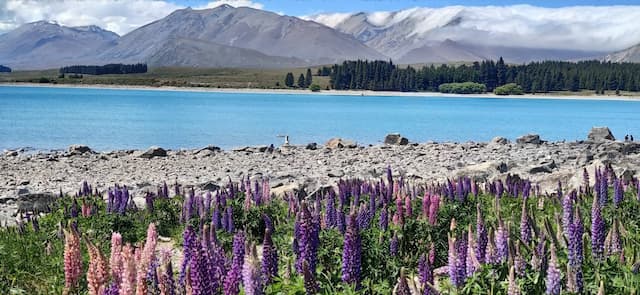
left=298, top=73, right=306, bottom=88
left=305, top=68, right=313, bottom=87
left=285, top=72, right=294, bottom=87
left=496, top=57, right=506, bottom=86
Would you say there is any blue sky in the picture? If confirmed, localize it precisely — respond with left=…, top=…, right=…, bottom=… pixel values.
left=175, top=0, right=640, bottom=15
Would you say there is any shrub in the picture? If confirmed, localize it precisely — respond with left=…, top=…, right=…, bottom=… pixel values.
left=309, top=84, right=321, bottom=92
left=438, top=82, right=487, bottom=94
left=494, top=83, right=524, bottom=95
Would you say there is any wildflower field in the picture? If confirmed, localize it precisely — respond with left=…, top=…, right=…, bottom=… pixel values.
left=1, top=167, right=640, bottom=294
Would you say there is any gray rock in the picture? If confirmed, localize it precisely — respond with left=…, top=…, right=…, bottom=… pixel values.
left=588, top=127, right=615, bottom=141
left=138, top=146, right=167, bottom=158
left=68, top=144, right=93, bottom=155
left=491, top=136, right=509, bottom=145
left=196, top=145, right=221, bottom=154
left=4, top=150, right=18, bottom=157
left=516, top=134, right=542, bottom=145
left=325, top=138, right=357, bottom=149
left=328, top=170, right=345, bottom=178
left=16, top=193, right=56, bottom=214
left=199, top=181, right=220, bottom=192
left=305, top=143, right=318, bottom=150
left=622, top=142, right=640, bottom=155
left=384, top=133, right=409, bottom=145
left=529, top=161, right=557, bottom=174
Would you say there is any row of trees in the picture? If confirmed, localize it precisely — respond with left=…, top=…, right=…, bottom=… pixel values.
left=284, top=69, right=313, bottom=88
left=328, top=59, right=640, bottom=93
left=59, top=63, right=147, bottom=75
left=0, top=65, right=11, bottom=73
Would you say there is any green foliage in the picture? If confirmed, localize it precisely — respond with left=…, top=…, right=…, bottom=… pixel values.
left=285, top=72, right=294, bottom=87
left=297, top=73, right=306, bottom=88
left=309, top=84, right=321, bottom=92
left=494, top=83, right=524, bottom=95
left=2, top=181, right=640, bottom=294
left=439, top=82, right=487, bottom=94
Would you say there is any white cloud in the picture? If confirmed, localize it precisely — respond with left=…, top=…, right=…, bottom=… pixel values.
left=0, top=0, right=263, bottom=35
left=308, top=5, right=640, bottom=51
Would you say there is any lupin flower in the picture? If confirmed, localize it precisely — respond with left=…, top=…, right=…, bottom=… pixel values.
left=136, top=223, right=158, bottom=295
left=103, top=282, right=119, bottom=295
left=428, top=194, right=440, bottom=226
left=180, top=226, right=196, bottom=287
left=604, top=219, right=622, bottom=256
left=466, top=225, right=480, bottom=277
left=561, top=194, right=573, bottom=237
left=341, top=212, right=362, bottom=286
left=87, top=240, right=109, bottom=295
left=395, top=268, right=411, bottom=295
left=158, top=250, right=175, bottom=295
left=242, top=243, right=263, bottom=295
left=379, top=205, right=389, bottom=231
left=545, top=245, right=561, bottom=295
left=591, top=196, right=606, bottom=260
left=448, top=230, right=468, bottom=288
left=495, top=219, right=508, bottom=263
left=262, top=228, right=278, bottom=285
left=418, top=254, right=434, bottom=295
left=520, top=200, right=532, bottom=244
left=223, top=231, right=246, bottom=295
left=514, top=243, right=526, bottom=277
left=63, top=229, right=82, bottom=295
left=390, top=231, right=399, bottom=256
left=120, top=244, right=136, bottom=295
left=508, top=266, right=521, bottom=295
left=613, top=177, right=623, bottom=208
left=302, top=261, right=318, bottom=295
left=109, top=232, right=123, bottom=285
left=476, top=204, right=488, bottom=263
left=294, top=203, right=320, bottom=275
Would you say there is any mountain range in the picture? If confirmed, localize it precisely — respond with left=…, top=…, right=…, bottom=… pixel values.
left=0, top=5, right=638, bottom=70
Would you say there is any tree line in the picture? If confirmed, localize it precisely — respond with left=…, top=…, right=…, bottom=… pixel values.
left=0, top=65, right=11, bottom=73
left=328, top=59, right=640, bottom=93
left=285, top=69, right=313, bottom=88
left=59, top=63, right=147, bottom=75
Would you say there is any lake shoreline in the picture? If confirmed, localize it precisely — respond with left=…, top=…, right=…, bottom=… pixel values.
left=2, top=82, right=640, bottom=101
left=2, top=136, right=640, bottom=224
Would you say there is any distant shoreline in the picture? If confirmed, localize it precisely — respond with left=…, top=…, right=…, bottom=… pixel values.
left=2, top=82, right=640, bottom=101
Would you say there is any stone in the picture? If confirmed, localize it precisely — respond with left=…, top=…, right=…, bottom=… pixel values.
left=4, top=150, right=18, bottom=157
left=516, top=134, right=541, bottom=145
left=325, top=138, right=357, bottom=149
left=16, top=193, right=56, bottom=214
left=328, top=170, right=345, bottom=178
left=491, top=136, right=509, bottom=145
left=68, top=144, right=93, bottom=155
left=529, top=161, right=557, bottom=174
left=305, top=143, right=318, bottom=150
left=384, top=133, right=409, bottom=145
left=196, top=145, right=221, bottom=154
left=587, top=127, right=615, bottom=141
left=199, top=181, right=220, bottom=192
left=138, top=146, right=167, bottom=158
left=455, top=161, right=507, bottom=181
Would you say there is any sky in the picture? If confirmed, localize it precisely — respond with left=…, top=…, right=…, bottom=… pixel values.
left=1, top=0, right=640, bottom=51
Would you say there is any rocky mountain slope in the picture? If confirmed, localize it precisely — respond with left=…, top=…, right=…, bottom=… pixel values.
left=0, top=21, right=118, bottom=70
left=605, top=43, right=640, bottom=63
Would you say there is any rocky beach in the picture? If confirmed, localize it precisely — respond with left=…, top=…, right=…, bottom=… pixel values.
left=1, top=127, right=639, bottom=224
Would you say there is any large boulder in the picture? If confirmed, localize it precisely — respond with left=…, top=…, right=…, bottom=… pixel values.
left=68, top=144, right=93, bottom=155
left=588, top=127, right=615, bottom=141
left=491, top=136, right=509, bottom=145
left=138, top=146, right=167, bottom=158
left=384, top=133, right=409, bottom=145
left=325, top=138, right=357, bottom=149
left=516, top=134, right=541, bottom=145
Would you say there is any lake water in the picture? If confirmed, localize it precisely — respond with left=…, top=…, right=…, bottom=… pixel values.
left=1, top=86, right=639, bottom=151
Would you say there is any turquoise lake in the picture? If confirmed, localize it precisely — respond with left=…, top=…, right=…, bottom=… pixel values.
left=1, top=86, right=639, bottom=151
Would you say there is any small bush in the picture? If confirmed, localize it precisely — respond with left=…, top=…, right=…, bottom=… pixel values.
left=309, top=84, right=321, bottom=92
left=494, top=83, right=524, bottom=95
left=438, top=82, right=487, bottom=94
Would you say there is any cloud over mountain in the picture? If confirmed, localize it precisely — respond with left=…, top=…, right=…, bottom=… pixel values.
left=305, top=5, right=640, bottom=53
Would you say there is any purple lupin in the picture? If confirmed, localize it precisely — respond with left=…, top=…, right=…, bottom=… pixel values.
left=223, top=231, right=246, bottom=295
left=476, top=204, right=488, bottom=263
left=261, top=228, right=278, bottom=285
left=341, top=212, right=362, bottom=286
left=591, top=196, right=606, bottom=260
